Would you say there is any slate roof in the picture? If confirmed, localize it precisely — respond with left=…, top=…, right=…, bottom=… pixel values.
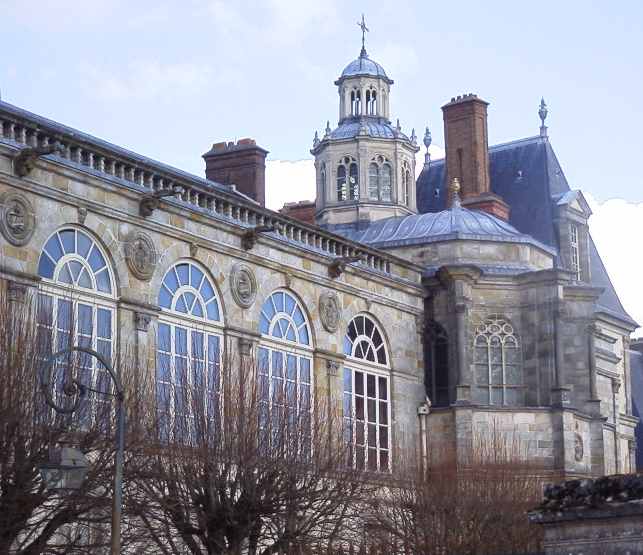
left=329, top=117, right=410, bottom=142
left=328, top=203, right=555, bottom=253
left=416, top=135, right=636, bottom=327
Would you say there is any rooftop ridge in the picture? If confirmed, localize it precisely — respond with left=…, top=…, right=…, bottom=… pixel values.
left=0, top=101, right=422, bottom=283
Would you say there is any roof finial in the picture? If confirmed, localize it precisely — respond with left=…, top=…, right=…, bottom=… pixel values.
left=539, top=97, right=548, bottom=137
left=313, top=130, right=320, bottom=148
left=410, top=128, right=417, bottom=145
left=324, top=120, right=331, bottom=137
left=423, top=126, right=432, bottom=167
left=357, top=14, right=369, bottom=57
left=450, top=177, right=461, bottom=208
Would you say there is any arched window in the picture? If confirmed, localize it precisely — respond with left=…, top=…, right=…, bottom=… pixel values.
left=257, top=290, right=313, bottom=442
left=351, top=90, right=361, bottom=116
left=37, top=228, right=116, bottom=424
left=402, top=161, right=412, bottom=206
left=425, top=322, right=449, bottom=407
left=337, top=156, right=358, bottom=202
left=473, top=315, right=523, bottom=406
left=342, top=314, right=390, bottom=472
left=156, top=261, right=223, bottom=442
left=368, top=155, right=393, bottom=202
left=319, top=162, right=326, bottom=200
left=370, top=90, right=377, bottom=115
left=365, top=90, right=371, bottom=115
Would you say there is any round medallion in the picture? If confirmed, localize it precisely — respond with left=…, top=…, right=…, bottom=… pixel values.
left=231, top=263, right=257, bottom=308
left=319, top=291, right=340, bottom=333
left=0, top=192, right=35, bottom=246
left=124, top=231, right=157, bottom=281
left=574, top=433, right=584, bottom=462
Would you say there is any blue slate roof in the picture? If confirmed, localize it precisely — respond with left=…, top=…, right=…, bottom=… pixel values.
left=339, top=50, right=392, bottom=83
left=630, top=347, right=643, bottom=469
left=328, top=204, right=555, bottom=253
left=417, top=135, right=636, bottom=327
left=329, top=117, right=409, bottom=141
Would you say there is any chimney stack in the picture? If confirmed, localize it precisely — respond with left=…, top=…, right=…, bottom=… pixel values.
left=442, top=94, right=509, bottom=220
left=203, top=138, right=268, bottom=206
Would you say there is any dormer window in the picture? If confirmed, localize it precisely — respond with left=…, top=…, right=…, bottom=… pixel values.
left=337, top=156, right=359, bottom=201
left=570, top=223, right=581, bottom=281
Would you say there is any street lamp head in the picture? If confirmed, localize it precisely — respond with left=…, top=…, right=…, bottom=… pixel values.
left=39, top=446, right=89, bottom=491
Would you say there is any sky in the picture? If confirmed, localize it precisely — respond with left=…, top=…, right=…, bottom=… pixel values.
left=2, top=0, right=642, bottom=334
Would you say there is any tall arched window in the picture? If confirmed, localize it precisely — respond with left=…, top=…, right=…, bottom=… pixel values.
left=368, top=155, right=393, bottom=202
left=156, top=261, right=223, bottom=442
left=473, top=315, right=523, bottom=406
left=351, top=90, right=361, bottom=116
left=258, top=290, right=313, bottom=441
left=426, top=322, right=449, bottom=407
left=402, top=161, right=412, bottom=206
left=319, top=162, right=326, bottom=200
left=37, top=228, right=116, bottom=423
left=337, top=156, right=359, bottom=201
left=343, top=314, right=390, bottom=472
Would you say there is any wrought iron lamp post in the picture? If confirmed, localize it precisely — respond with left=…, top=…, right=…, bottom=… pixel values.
left=39, top=346, right=125, bottom=555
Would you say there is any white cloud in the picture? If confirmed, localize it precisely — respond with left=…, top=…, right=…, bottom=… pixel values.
left=81, top=60, right=214, bottom=102
left=266, top=159, right=315, bottom=210
left=587, top=194, right=643, bottom=337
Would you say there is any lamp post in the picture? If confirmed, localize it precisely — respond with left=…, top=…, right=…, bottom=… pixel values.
left=40, top=346, right=125, bottom=555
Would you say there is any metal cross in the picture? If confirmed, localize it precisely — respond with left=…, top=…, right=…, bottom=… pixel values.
left=357, top=14, right=369, bottom=51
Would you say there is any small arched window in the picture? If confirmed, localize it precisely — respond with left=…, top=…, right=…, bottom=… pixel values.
left=337, top=156, right=358, bottom=202
left=319, top=162, right=327, bottom=200
left=473, top=315, right=523, bottom=406
left=343, top=314, right=390, bottom=472
left=425, top=322, right=449, bottom=407
left=402, top=161, right=412, bottom=206
left=368, top=163, right=379, bottom=200
left=37, top=228, right=116, bottom=426
left=351, top=90, right=361, bottom=116
left=156, top=262, right=223, bottom=442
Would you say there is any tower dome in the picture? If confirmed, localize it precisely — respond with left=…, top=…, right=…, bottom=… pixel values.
left=338, top=50, right=393, bottom=84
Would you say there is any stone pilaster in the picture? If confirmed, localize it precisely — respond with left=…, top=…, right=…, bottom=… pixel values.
left=552, top=299, right=571, bottom=407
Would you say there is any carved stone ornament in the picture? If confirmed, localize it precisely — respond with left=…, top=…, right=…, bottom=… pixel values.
left=134, top=311, right=153, bottom=332
left=123, top=231, right=157, bottom=281
left=319, top=291, right=340, bottom=333
left=574, top=433, right=584, bottom=462
left=0, top=192, right=35, bottom=246
left=231, top=263, right=257, bottom=309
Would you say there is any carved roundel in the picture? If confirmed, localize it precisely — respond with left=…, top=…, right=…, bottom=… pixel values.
left=0, top=192, right=35, bottom=246
left=124, top=231, right=157, bottom=281
left=574, top=433, right=584, bottom=462
left=231, top=263, right=257, bottom=309
left=319, top=291, right=341, bottom=333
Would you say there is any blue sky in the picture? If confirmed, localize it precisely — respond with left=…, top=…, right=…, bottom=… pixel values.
left=2, top=0, right=642, bottom=202
left=3, top=0, right=643, bottom=333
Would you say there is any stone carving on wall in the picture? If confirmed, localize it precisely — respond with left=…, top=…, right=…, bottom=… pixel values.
left=0, top=192, right=35, bottom=246
left=574, top=433, right=584, bottom=462
left=319, top=291, right=340, bottom=333
left=231, top=263, right=257, bottom=308
left=123, top=231, right=157, bottom=281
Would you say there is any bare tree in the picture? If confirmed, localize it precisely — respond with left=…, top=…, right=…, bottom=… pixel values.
left=365, top=428, right=547, bottom=555
left=129, top=353, right=372, bottom=555
left=0, top=285, right=148, bottom=553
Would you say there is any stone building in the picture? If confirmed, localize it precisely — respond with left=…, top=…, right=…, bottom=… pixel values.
left=0, top=32, right=640, bottom=478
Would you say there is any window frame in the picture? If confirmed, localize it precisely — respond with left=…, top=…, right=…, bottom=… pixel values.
left=570, top=223, right=581, bottom=281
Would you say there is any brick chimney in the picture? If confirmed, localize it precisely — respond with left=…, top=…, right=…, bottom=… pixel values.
left=442, top=94, right=509, bottom=220
left=203, top=138, right=268, bottom=206
left=279, top=200, right=316, bottom=225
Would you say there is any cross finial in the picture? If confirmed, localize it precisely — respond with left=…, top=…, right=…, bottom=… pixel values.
left=357, top=14, right=369, bottom=56
left=539, top=97, right=548, bottom=137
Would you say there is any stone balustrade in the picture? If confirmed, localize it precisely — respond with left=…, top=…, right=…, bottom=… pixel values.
left=0, top=102, right=418, bottom=281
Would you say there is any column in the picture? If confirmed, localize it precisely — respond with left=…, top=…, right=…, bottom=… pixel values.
left=586, top=323, right=601, bottom=416
left=552, top=299, right=571, bottom=407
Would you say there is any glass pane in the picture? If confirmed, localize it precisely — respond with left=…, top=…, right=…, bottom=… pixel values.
left=355, top=397, right=364, bottom=420
left=200, top=277, right=215, bottom=301
left=474, top=386, right=489, bottom=404
left=164, top=269, right=179, bottom=293
left=368, top=424, right=376, bottom=446
left=192, top=331, right=204, bottom=359
left=292, top=307, right=304, bottom=326
left=298, top=324, right=309, bottom=345
left=367, top=374, right=376, bottom=398
left=175, top=327, right=187, bottom=355
left=286, top=355, right=297, bottom=380
left=368, top=449, right=378, bottom=471
left=490, top=363, right=503, bottom=385
left=77, top=232, right=92, bottom=257
left=190, top=266, right=204, bottom=289
left=175, top=295, right=188, bottom=313
left=95, top=269, right=111, bottom=293
left=158, top=323, right=171, bottom=351
left=475, top=364, right=489, bottom=385
left=259, top=314, right=270, bottom=334
left=38, top=254, right=55, bottom=279
left=176, top=264, right=189, bottom=286
left=77, top=304, right=92, bottom=335
left=192, top=300, right=204, bottom=318
left=77, top=268, right=92, bottom=289
left=60, top=230, right=75, bottom=254
left=505, top=364, right=521, bottom=385
left=57, top=299, right=72, bottom=331
left=37, top=294, right=53, bottom=326
left=355, top=372, right=364, bottom=395
left=207, top=335, right=220, bottom=362
left=45, top=235, right=64, bottom=262
left=491, top=387, right=503, bottom=405
left=88, top=246, right=106, bottom=273
left=274, top=292, right=285, bottom=313
left=285, top=322, right=296, bottom=342
left=367, top=399, right=376, bottom=423
left=205, top=300, right=219, bottom=321
left=343, top=336, right=352, bottom=356
left=97, top=309, right=111, bottom=339
left=272, top=351, right=283, bottom=376
left=380, top=451, right=389, bottom=471
left=183, top=292, right=196, bottom=312
left=58, top=263, right=73, bottom=284
left=343, top=368, right=352, bottom=393
left=300, top=385, right=310, bottom=409
left=299, top=358, right=310, bottom=383
left=378, top=377, right=388, bottom=400
left=380, top=427, right=388, bottom=449
left=343, top=393, right=352, bottom=416
left=505, top=387, right=521, bottom=406
left=379, top=401, right=388, bottom=424
left=284, top=293, right=295, bottom=315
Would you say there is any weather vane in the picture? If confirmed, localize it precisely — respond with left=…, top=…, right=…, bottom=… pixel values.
left=357, top=14, right=369, bottom=53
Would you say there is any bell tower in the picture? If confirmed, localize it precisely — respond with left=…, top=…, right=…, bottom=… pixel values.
left=311, top=16, right=419, bottom=227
